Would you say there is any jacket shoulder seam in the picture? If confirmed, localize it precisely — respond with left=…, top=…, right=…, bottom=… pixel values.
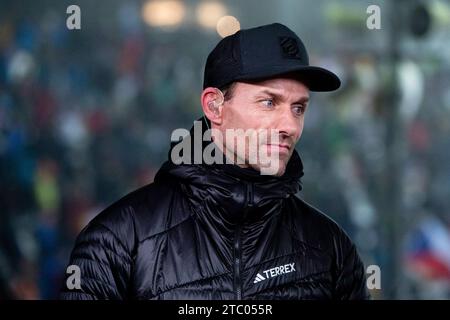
left=94, top=217, right=134, bottom=260
left=72, top=243, right=132, bottom=266
left=139, top=270, right=232, bottom=299
left=138, top=215, right=192, bottom=244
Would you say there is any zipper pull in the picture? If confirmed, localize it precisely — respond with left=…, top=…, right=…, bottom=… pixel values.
left=247, top=183, right=254, bottom=207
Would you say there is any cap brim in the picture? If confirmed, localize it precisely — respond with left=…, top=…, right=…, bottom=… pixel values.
left=235, top=65, right=341, bottom=92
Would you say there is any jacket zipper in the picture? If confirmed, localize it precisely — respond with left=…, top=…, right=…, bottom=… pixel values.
left=233, top=182, right=253, bottom=300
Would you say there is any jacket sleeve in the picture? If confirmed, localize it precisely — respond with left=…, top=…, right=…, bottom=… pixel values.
left=333, top=231, right=370, bottom=300
left=60, top=207, right=136, bottom=300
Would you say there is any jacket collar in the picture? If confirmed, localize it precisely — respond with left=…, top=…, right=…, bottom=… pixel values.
left=155, top=118, right=304, bottom=224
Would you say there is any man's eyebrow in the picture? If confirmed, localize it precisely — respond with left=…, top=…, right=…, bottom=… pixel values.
left=256, top=89, right=310, bottom=103
left=293, top=96, right=310, bottom=104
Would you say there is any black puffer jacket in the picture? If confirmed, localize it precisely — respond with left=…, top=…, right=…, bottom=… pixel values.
left=61, top=123, right=369, bottom=300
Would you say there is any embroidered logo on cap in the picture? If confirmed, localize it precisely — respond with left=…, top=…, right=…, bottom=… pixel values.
left=279, top=37, right=301, bottom=60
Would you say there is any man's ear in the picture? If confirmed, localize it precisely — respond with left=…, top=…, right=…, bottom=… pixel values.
left=201, top=87, right=224, bottom=126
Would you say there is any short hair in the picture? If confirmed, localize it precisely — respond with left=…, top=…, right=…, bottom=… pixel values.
left=219, top=82, right=237, bottom=102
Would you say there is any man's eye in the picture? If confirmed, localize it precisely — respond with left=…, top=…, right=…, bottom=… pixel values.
left=261, top=99, right=274, bottom=108
left=292, top=105, right=306, bottom=116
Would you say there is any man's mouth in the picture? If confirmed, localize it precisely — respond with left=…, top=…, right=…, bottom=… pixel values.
left=265, top=144, right=291, bottom=155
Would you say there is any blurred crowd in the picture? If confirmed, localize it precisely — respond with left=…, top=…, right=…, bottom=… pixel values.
left=1, top=0, right=450, bottom=299
left=0, top=1, right=201, bottom=299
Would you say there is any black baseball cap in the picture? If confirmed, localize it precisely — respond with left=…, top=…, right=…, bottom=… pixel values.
left=203, top=23, right=340, bottom=92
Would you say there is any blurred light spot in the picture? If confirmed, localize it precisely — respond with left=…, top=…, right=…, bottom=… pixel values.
left=196, top=1, right=227, bottom=29
left=58, top=110, right=88, bottom=150
left=142, top=0, right=185, bottom=28
left=8, top=50, right=35, bottom=83
left=431, top=0, right=450, bottom=25
left=216, top=16, right=240, bottom=38
left=398, top=61, right=424, bottom=122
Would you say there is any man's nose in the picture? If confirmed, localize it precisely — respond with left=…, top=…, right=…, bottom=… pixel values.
left=276, top=107, right=302, bottom=139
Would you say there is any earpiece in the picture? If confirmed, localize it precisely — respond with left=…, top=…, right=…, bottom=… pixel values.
left=208, top=100, right=220, bottom=115
left=206, top=88, right=224, bottom=116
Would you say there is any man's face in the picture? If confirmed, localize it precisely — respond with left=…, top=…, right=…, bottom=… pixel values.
left=215, top=76, right=309, bottom=176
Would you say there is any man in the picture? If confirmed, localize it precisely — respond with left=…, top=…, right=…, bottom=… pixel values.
left=61, top=23, right=369, bottom=300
